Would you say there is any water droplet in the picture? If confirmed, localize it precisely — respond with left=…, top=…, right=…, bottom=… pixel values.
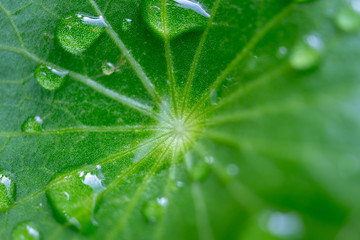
left=21, top=116, right=43, bottom=133
left=204, top=156, right=214, bottom=164
left=170, top=179, right=184, bottom=191
left=335, top=0, right=360, bottom=32
left=209, top=89, right=217, bottom=105
left=101, top=62, right=115, bottom=75
left=226, top=164, right=239, bottom=176
left=46, top=167, right=106, bottom=235
left=12, top=221, right=40, bottom=240
left=122, top=18, right=133, bottom=31
left=57, top=13, right=107, bottom=55
left=176, top=181, right=184, bottom=187
left=141, top=0, right=210, bottom=38
left=259, top=210, right=304, bottom=238
left=0, top=170, right=15, bottom=212
left=142, top=197, right=167, bottom=223
left=289, top=34, right=324, bottom=70
left=276, top=46, right=288, bottom=58
left=174, top=0, right=210, bottom=17
left=34, top=64, right=68, bottom=90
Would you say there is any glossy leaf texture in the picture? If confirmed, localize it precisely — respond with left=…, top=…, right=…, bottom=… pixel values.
left=0, top=0, right=360, bottom=239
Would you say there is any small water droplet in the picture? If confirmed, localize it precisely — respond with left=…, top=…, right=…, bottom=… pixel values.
left=204, top=156, right=214, bottom=164
left=57, top=13, right=107, bottom=55
left=176, top=181, right=184, bottom=187
left=260, top=211, right=303, bottom=238
left=0, top=170, right=15, bottom=212
left=21, top=116, right=43, bottom=133
left=142, top=197, right=167, bottom=223
left=46, top=167, right=106, bottom=235
left=335, top=0, right=360, bottom=32
left=226, top=164, right=239, bottom=176
left=276, top=46, right=288, bottom=58
left=12, top=221, right=40, bottom=240
left=210, top=89, right=217, bottom=105
left=289, top=34, right=324, bottom=70
left=122, top=18, right=133, bottom=31
left=34, top=64, right=68, bottom=90
left=101, top=62, right=115, bottom=75
left=142, top=0, right=209, bottom=38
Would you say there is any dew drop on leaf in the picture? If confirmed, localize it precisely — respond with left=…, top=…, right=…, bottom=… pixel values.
left=21, top=116, right=43, bottom=133
left=141, top=0, right=210, bottom=38
left=210, top=89, right=217, bottom=105
left=46, top=167, right=106, bottom=235
left=142, top=197, right=167, bottom=223
left=226, top=164, right=239, bottom=176
left=122, top=18, right=133, bottom=31
left=259, top=210, right=304, bottom=238
left=34, top=64, right=68, bottom=90
left=276, top=46, right=288, bottom=59
left=12, top=221, right=40, bottom=240
left=0, top=170, right=15, bottom=212
left=57, top=13, right=107, bottom=55
left=176, top=181, right=184, bottom=187
left=102, top=62, right=116, bottom=75
left=289, top=35, right=324, bottom=70
left=335, top=0, right=360, bottom=33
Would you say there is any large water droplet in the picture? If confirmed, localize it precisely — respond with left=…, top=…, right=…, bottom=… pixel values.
left=0, top=170, right=15, bottom=212
left=141, top=0, right=210, bottom=38
left=142, top=197, right=168, bottom=223
left=34, top=64, right=68, bottom=90
left=12, top=221, right=40, bottom=240
left=21, top=116, right=43, bottom=133
left=335, top=0, right=360, bottom=32
left=57, top=13, right=107, bottom=55
left=46, top=166, right=106, bottom=235
left=289, top=35, right=324, bottom=70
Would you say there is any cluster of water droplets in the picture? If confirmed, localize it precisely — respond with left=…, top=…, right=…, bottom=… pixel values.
left=7, top=0, right=360, bottom=237
left=10, top=2, right=213, bottom=235
left=288, top=0, right=360, bottom=70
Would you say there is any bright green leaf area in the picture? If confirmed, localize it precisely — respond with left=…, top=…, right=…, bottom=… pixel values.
left=0, top=0, right=360, bottom=239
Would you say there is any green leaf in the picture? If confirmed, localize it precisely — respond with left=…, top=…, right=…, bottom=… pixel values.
left=0, top=0, right=359, bottom=239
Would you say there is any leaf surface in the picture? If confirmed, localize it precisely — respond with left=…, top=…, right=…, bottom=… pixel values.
left=0, top=0, right=359, bottom=239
